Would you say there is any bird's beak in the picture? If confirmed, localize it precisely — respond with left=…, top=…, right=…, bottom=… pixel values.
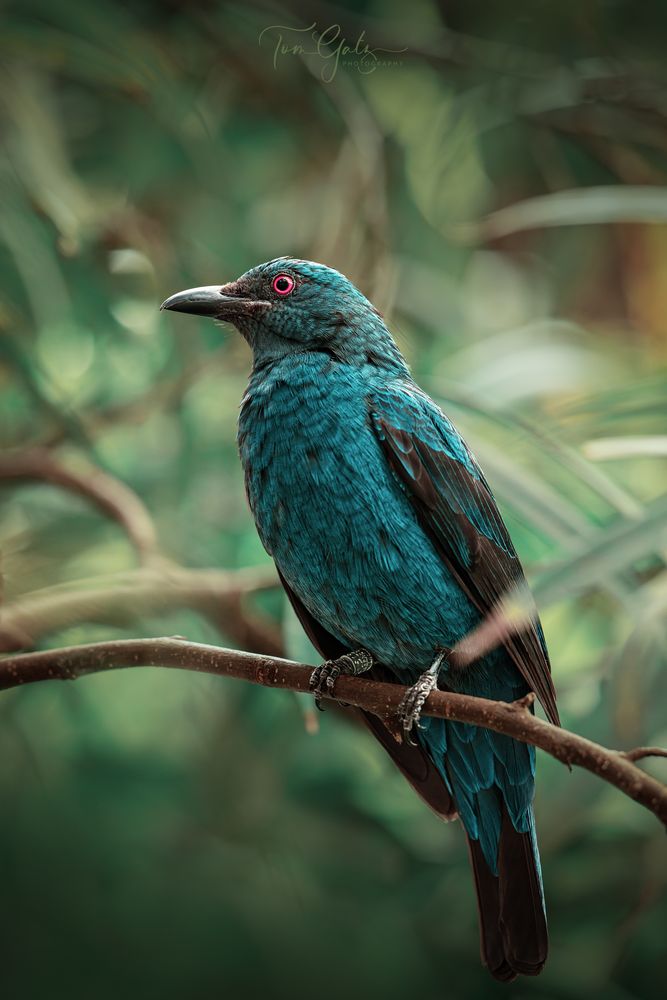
left=160, top=284, right=269, bottom=319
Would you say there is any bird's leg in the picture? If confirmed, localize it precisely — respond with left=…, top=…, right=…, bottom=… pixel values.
left=309, top=649, right=374, bottom=709
left=398, top=650, right=448, bottom=745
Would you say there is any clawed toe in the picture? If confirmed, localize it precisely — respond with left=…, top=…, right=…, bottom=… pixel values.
left=309, top=649, right=374, bottom=710
left=397, top=672, right=439, bottom=745
left=309, top=661, right=341, bottom=708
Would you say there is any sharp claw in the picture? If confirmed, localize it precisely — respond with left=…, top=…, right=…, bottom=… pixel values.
left=309, top=664, right=328, bottom=712
left=325, top=667, right=340, bottom=693
left=397, top=669, right=439, bottom=743
left=309, top=650, right=374, bottom=708
left=309, top=660, right=343, bottom=706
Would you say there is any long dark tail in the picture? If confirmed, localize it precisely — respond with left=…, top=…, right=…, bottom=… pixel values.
left=466, top=806, right=548, bottom=982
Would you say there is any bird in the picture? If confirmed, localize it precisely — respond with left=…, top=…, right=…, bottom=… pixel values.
left=161, top=258, right=559, bottom=981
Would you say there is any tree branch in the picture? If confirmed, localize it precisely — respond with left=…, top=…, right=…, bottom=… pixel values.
left=0, top=448, right=160, bottom=565
left=621, top=747, right=667, bottom=763
left=0, top=568, right=281, bottom=656
left=1, top=637, right=665, bottom=827
left=0, top=448, right=284, bottom=658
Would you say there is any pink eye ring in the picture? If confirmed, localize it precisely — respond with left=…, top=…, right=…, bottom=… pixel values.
left=272, top=273, right=295, bottom=296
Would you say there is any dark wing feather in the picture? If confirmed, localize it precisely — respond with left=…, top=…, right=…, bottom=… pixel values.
left=369, top=384, right=559, bottom=727
left=278, top=569, right=457, bottom=820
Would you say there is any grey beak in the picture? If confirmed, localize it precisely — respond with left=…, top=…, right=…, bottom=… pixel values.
left=160, top=285, right=244, bottom=318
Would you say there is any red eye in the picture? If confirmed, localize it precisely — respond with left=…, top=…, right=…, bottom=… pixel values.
left=272, top=273, right=295, bottom=296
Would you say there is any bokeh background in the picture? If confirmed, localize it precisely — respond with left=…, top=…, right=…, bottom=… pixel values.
left=1, top=1, right=666, bottom=998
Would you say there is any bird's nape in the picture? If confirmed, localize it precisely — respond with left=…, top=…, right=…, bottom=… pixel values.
left=161, top=258, right=411, bottom=371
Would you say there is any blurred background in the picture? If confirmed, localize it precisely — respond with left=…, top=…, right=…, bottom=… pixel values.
left=1, top=1, right=666, bottom=997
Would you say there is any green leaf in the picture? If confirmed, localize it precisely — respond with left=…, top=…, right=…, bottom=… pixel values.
left=461, top=186, right=667, bottom=240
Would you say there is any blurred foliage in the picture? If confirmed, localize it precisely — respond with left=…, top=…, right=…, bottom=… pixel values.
left=1, top=1, right=666, bottom=998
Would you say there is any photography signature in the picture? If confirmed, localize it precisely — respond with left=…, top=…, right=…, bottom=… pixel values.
left=258, top=22, right=407, bottom=82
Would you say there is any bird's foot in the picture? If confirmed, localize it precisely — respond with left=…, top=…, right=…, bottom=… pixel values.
left=309, top=649, right=374, bottom=710
left=397, top=651, right=447, bottom=745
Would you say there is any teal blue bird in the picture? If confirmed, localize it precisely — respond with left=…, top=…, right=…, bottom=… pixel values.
left=161, top=258, right=559, bottom=981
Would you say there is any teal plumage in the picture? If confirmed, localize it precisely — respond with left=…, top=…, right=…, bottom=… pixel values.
left=239, top=356, right=480, bottom=663
left=162, top=257, right=559, bottom=981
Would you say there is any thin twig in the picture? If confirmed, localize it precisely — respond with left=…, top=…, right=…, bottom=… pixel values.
left=1, top=637, right=665, bottom=826
left=621, top=747, right=667, bottom=763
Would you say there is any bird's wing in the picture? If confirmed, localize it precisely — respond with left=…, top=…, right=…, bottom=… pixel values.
left=278, top=568, right=457, bottom=820
left=369, top=382, right=559, bottom=727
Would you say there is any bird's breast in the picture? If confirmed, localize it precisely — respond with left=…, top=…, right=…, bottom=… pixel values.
left=238, top=357, right=391, bottom=562
left=236, top=355, right=477, bottom=667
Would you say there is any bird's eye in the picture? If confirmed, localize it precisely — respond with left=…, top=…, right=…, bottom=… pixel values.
left=272, top=274, right=295, bottom=296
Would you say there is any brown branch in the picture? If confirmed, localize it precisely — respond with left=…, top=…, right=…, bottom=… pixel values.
left=0, top=448, right=160, bottom=565
left=1, top=637, right=665, bottom=827
left=0, top=568, right=281, bottom=656
left=621, top=747, right=667, bottom=763
left=0, top=448, right=284, bottom=657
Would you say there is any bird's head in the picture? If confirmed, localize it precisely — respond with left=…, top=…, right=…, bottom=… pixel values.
left=161, top=257, right=408, bottom=372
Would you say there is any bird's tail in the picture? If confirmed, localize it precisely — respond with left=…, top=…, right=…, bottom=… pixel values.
left=466, top=805, right=547, bottom=982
